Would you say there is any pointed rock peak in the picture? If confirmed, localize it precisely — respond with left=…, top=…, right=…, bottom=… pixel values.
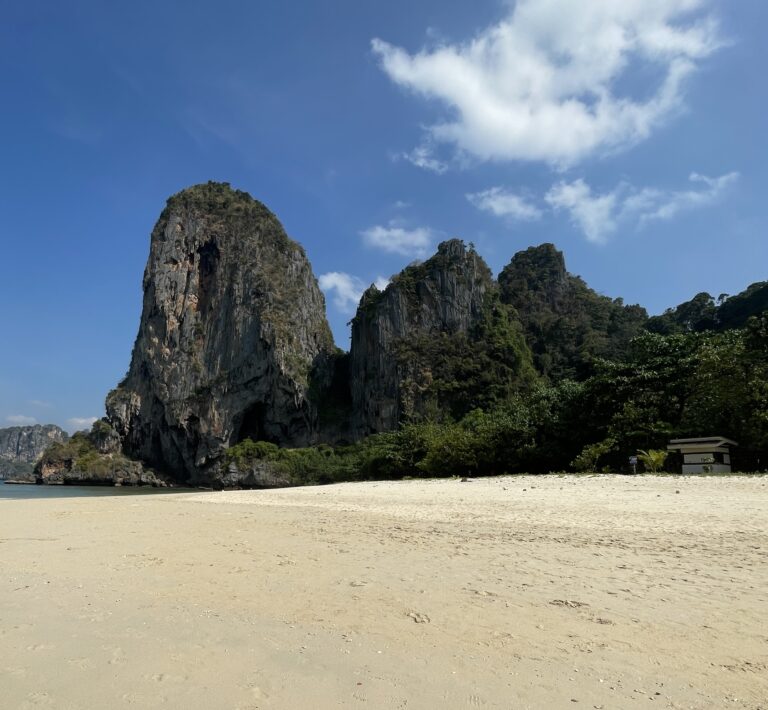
left=349, top=238, right=502, bottom=436
left=403, top=238, right=493, bottom=284
left=499, top=243, right=567, bottom=295
left=362, top=283, right=382, bottom=296
left=435, top=238, right=467, bottom=258
left=498, top=242, right=647, bottom=380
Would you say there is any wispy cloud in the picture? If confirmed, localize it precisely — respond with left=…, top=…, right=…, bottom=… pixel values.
left=400, top=146, right=448, bottom=174
left=66, top=417, right=98, bottom=432
left=545, top=179, right=619, bottom=243
left=626, top=172, right=740, bottom=225
left=546, top=172, right=739, bottom=243
left=6, top=415, right=37, bottom=426
left=319, top=273, right=390, bottom=314
left=467, top=187, right=542, bottom=221
left=373, top=0, right=723, bottom=168
left=361, top=222, right=432, bottom=257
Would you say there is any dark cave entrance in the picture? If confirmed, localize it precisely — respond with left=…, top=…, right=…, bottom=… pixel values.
left=197, top=241, right=220, bottom=312
left=235, top=402, right=277, bottom=445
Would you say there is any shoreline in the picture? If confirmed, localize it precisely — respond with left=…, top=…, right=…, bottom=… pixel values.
left=2, top=469, right=766, bottom=490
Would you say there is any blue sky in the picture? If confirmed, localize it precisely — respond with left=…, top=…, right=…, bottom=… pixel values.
left=1, top=0, right=766, bottom=432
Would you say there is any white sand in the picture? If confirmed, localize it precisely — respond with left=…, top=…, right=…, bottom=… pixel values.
left=1, top=475, right=767, bottom=709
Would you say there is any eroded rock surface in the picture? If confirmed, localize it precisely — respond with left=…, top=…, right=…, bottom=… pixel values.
left=0, top=425, right=68, bottom=480
left=349, top=240, right=532, bottom=436
left=106, top=182, right=336, bottom=484
left=33, top=423, right=167, bottom=486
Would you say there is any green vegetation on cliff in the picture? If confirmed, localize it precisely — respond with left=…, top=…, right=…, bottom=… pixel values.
left=35, top=426, right=165, bottom=486
left=35, top=193, right=768, bottom=486
left=499, top=243, right=648, bottom=380
left=227, top=311, right=768, bottom=481
left=392, top=290, right=536, bottom=422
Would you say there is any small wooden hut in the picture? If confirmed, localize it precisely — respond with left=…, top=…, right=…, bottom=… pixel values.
left=667, top=436, right=738, bottom=474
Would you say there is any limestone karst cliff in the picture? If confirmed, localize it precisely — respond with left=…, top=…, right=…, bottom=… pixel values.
left=0, top=424, right=68, bottom=479
left=29, top=185, right=690, bottom=487
left=105, top=182, right=336, bottom=484
left=498, top=243, right=648, bottom=380
left=349, top=240, right=535, bottom=437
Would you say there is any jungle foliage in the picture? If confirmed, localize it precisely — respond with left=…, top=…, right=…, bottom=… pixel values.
left=498, top=244, right=649, bottom=380
left=230, top=252, right=768, bottom=481
left=232, top=312, right=768, bottom=481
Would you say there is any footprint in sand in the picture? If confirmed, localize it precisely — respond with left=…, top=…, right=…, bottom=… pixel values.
left=67, top=657, right=94, bottom=670
left=120, top=692, right=150, bottom=705
left=549, top=599, right=589, bottom=609
left=407, top=611, right=430, bottom=624
left=103, top=646, right=126, bottom=665
left=23, top=691, right=53, bottom=707
left=145, top=672, right=189, bottom=683
left=248, top=684, right=270, bottom=700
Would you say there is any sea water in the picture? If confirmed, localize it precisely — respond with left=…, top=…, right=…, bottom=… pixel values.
left=0, top=481, right=191, bottom=500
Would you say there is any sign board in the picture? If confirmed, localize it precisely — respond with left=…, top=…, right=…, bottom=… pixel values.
left=629, top=456, right=638, bottom=465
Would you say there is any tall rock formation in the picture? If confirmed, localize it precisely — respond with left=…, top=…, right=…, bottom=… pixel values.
left=349, top=240, right=534, bottom=436
left=498, top=243, right=648, bottom=380
left=106, top=182, right=336, bottom=484
left=0, top=425, right=68, bottom=479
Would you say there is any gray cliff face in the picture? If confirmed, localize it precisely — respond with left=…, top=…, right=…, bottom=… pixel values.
left=349, top=240, right=494, bottom=436
left=0, top=425, right=68, bottom=479
left=106, top=182, right=335, bottom=484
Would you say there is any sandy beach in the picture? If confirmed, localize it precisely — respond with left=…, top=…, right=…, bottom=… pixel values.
left=1, top=475, right=767, bottom=709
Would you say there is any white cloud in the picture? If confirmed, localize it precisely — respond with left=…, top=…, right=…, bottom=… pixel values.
left=467, top=187, right=542, bottom=221
left=6, top=415, right=37, bottom=426
left=319, top=272, right=365, bottom=313
left=628, top=171, right=740, bottom=224
left=373, top=0, right=722, bottom=168
left=546, top=179, right=619, bottom=243
left=546, top=171, right=738, bottom=242
left=361, top=223, right=432, bottom=257
left=66, top=417, right=98, bottom=432
left=319, top=273, right=390, bottom=314
left=400, top=146, right=448, bottom=174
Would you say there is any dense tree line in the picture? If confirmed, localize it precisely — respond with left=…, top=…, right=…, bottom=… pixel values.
left=229, top=312, right=768, bottom=482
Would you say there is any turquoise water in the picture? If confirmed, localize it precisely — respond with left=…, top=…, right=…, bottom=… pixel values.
left=0, top=481, right=192, bottom=500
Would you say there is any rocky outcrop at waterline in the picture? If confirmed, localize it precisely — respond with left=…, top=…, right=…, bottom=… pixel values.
left=33, top=421, right=168, bottom=486
left=0, top=425, right=68, bottom=480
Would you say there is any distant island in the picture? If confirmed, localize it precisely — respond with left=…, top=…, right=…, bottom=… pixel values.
left=33, top=182, right=768, bottom=487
